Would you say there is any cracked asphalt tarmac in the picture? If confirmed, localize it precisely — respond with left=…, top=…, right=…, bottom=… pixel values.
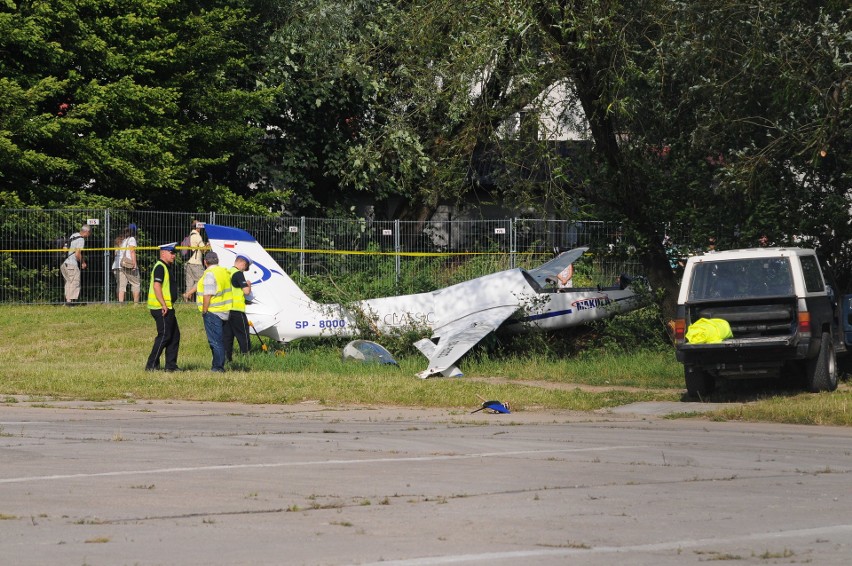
left=2, top=398, right=851, bottom=565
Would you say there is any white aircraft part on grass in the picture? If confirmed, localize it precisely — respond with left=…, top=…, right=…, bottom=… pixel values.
left=416, top=305, right=519, bottom=379
left=203, top=224, right=643, bottom=378
left=413, top=339, right=463, bottom=378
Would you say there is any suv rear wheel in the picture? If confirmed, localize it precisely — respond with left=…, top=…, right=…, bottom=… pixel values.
left=805, top=332, right=838, bottom=392
left=685, top=365, right=715, bottom=398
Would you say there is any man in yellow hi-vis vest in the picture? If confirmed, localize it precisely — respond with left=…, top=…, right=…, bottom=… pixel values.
left=223, top=255, right=254, bottom=361
left=197, top=251, right=233, bottom=372
left=145, top=243, right=181, bottom=371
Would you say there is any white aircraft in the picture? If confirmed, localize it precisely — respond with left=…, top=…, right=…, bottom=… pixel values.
left=203, top=224, right=644, bottom=378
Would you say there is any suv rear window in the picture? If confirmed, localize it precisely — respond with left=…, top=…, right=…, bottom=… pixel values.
left=688, top=258, right=794, bottom=300
left=799, top=255, right=825, bottom=293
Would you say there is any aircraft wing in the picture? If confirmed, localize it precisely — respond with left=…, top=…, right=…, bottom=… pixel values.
left=416, top=305, right=519, bottom=379
left=526, top=247, right=588, bottom=286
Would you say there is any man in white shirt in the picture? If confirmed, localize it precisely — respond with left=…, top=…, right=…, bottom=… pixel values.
left=61, top=224, right=91, bottom=306
left=198, top=251, right=232, bottom=372
left=184, top=220, right=206, bottom=301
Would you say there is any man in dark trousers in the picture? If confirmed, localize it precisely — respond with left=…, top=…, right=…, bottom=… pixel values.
left=145, top=243, right=181, bottom=371
left=223, top=255, right=254, bottom=362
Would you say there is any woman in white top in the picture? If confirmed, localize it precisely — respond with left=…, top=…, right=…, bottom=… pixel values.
left=112, top=223, right=141, bottom=303
left=556, top=263, right=574, bottom=290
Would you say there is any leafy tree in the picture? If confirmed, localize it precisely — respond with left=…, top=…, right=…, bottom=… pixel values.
left=253, top=0, right=406, bottom=217
left=0, top=0, right=278, bottom=212
left=331, top=0, right=851, bottom=314
left=2, top=0, right=849, bottom=311
left=630, top=2, right=852, bottom=291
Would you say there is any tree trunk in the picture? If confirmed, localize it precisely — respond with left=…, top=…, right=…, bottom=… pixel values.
left=571, top=66, right=679, bottom=321
left=639, top=238, right=680, bottom=322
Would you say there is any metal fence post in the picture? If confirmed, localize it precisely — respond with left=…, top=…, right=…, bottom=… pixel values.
left=299, top=216, right=306, bottom=277
left=510, top=218, right=516, bottom=270
left=103, top=209, right=110, bottom=303
left=394, top=218, right=401, bottom=285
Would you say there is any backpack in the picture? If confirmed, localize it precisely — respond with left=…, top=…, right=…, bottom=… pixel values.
left=180, top=233, right=193, bottom=260
left=54, top=234, right=81, bottom=264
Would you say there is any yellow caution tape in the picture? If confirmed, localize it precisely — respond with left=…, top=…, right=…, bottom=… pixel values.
left=1, top=246, right=556, bottom=258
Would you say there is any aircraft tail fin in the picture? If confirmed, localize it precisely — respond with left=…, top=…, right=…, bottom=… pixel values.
left=203, top=224, right=317, bottom=333
left=527, top=246, right=588, bottom=286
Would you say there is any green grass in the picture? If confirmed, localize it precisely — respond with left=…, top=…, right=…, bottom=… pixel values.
left=711, top=391, right=852, bottom=427
left=1, top=304, right=851, bottom=424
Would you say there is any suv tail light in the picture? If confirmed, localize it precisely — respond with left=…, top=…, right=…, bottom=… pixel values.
left=798, top=311, right=811, bottom=335
left=673, top=319, right=686, bottom=344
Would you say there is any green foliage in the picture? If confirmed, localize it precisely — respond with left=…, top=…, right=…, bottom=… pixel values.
left=1, top=0, right=850, bottom=299
left=480, top=303, right=671, bottom=365
left=254, top=0, right=387, bottom=215
left=0, top=0, right=276, bottom=211
left=0, top=191, right=26, bottom=208
left=318, top=0, right=851, bottom=312
left=294, top=259, right=401, bottom=305
left=587, top=304, right=672, bottom=354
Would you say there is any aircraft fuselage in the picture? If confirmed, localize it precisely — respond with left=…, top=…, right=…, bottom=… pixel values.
left=249, top=269, right=637, bottom=343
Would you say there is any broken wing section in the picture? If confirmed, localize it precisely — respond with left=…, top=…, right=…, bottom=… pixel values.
left=416, top=305, right=519, bottom=379
left=413, top=338, right=463, bottom=378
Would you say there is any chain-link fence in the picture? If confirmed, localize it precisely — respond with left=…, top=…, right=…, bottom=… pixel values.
left=0, top=209, right=663, bottom=304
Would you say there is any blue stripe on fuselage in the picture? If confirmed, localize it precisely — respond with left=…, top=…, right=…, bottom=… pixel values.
left=506, top=294, right=634, bottom=326
left=507, top=308, right=573, bottom=325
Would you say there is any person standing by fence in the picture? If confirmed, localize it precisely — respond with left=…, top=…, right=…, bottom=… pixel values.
left=112, top=223, right=141, bottom=304
left=60, top=224, right=91, bottom=306
left=556, top=263, right=574, bottom=290
left=145, top=243, right=181, bottom=372
left=183, top=219, right=206, bottom=302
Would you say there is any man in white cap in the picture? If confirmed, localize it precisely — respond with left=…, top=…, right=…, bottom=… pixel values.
left=145, top=243, right=181, bottom=371
left=223, top=254, right=254, bottom=362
